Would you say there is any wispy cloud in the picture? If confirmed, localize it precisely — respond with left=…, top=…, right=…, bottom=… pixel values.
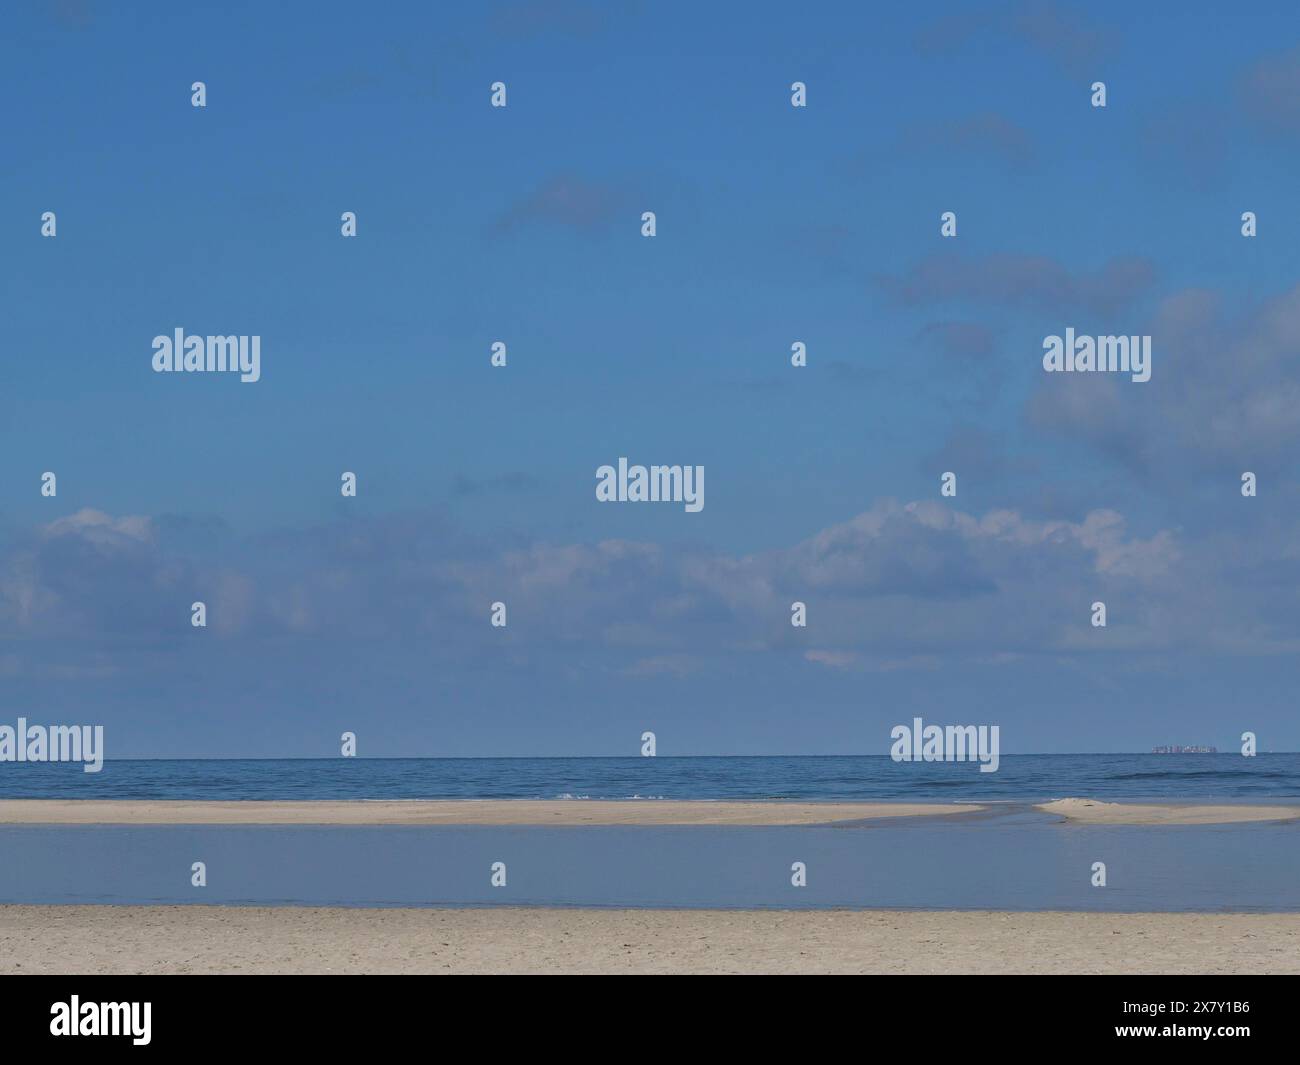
left=494, top=175, right=630, bottom=235
left=900, top=112, right=1037, bottom=171
left=877, top=253, right=1156, bottom=317
left=916, top=1, right=1116, bottom=78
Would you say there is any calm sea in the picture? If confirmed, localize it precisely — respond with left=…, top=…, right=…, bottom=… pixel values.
left=0, top=753, right=1296, bottom=802
left=4, top=755, right=1299, bottom=911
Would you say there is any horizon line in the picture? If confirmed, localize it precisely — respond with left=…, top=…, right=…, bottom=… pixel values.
left=7, top=751, right=1290, bottom=763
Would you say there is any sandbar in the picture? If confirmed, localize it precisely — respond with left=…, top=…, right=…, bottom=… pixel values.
left=1037, top=797, right=1300, bottom=825
left=0, top=799, right=980, bottom=826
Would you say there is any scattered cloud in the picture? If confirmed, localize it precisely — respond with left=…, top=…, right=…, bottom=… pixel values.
left=490, top=0, right=609, bottom=39
left=1239, top=45, right=1300, bottom=136
left=918, top=321, right=998, bottom=361
left=916, top=2, right=1116, bottom=78
left=7, top=491, right=1289, bottom=684
left=900, top=112, right=1036, bottom=171
left=47, top=0, right=94, bottom=30
left=1028, top=282, right=1300, bottom=476
left=494, top=175, right=629, bottom=235
left=452, top=472, right=541, bottom=498
left=877, top=253, right=1156, bottom=317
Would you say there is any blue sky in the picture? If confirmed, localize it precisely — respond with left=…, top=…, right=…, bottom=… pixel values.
left=2, top=1, right=1299, bottom=756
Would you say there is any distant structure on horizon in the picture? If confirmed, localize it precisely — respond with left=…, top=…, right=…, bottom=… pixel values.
left=1151, top=745, right=1217, bottom=754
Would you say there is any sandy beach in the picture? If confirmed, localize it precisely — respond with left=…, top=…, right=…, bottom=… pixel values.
left=1, top=905, right=1296, bottom=974
left=1037, top=797, right=1300, bottom=825
left=0, top=799, right=979, bottom=826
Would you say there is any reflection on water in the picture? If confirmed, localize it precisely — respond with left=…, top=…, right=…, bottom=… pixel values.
left=2, top=806, right=1297, bottom=911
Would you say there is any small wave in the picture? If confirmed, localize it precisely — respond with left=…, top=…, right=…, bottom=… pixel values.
left=550, top=793, right=669, bottom=800
left=1107, top=770, right=1296, bottom=781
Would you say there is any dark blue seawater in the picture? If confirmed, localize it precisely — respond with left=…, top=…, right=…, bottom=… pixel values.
left=1, top=753, right=1297, bottom=802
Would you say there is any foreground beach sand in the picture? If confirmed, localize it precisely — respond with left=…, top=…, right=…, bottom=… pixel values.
left=2, top=905, right=1296, bottom=974
left=0, top=799, right=978, bottom=826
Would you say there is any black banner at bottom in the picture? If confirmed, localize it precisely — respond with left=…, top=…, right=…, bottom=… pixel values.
left=0, top=975, right=1291, bottom=1051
